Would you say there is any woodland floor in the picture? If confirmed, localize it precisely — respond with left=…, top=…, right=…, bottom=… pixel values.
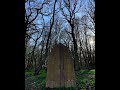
left=25, top=69, right=95, bottom=90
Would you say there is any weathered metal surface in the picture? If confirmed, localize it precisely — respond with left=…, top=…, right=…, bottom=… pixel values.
left=46, top=44, right=76, bottom=88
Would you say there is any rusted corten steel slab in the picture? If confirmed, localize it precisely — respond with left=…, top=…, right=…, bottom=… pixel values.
left=46, top=44, right=76, bottom=88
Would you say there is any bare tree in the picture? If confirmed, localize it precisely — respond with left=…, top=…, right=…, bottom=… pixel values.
left=25, top=0, right=95, bottom=72
left=25, top=0, right=50, bottom=71
left=85, top=0, right=95, bottom=34
left=34, top=0, right=58, bottom=75
left=59, top=0, right=84, bottom=70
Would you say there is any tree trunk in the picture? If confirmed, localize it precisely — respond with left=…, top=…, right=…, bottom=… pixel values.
left=71, top=25, right=80, bottom=71
left=34, top=0, right=57, bottom=75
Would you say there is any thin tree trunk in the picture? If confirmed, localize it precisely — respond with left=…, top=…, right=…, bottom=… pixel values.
left=34, top=0, right=57, bottom=75
left=71, top=25, right=80, bottom=71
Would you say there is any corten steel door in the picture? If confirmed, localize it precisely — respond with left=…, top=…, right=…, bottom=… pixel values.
left=46, top=44, right=76, bottom=88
